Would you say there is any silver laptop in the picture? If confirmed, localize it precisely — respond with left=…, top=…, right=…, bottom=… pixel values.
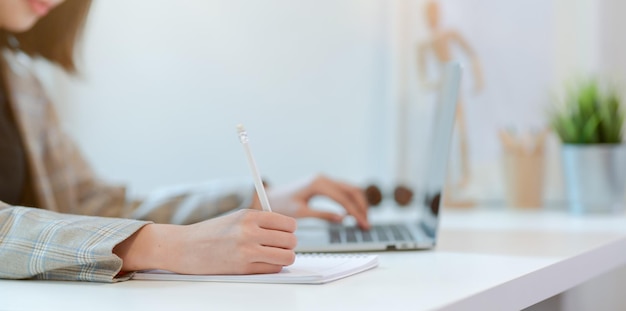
left=295, top=61, right=461, bottom=252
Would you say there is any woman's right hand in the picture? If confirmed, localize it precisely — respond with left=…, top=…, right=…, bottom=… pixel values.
left=114, top=209, right=297, bottom=275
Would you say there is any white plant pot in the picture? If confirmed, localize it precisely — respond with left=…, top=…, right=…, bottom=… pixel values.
left=561, top=144, right=626, bottom=214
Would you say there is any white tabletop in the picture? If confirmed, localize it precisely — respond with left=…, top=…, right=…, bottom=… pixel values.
left=3, top=207, right=626, bottom=311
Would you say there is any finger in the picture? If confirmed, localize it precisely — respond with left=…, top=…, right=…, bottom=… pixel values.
left=316, top=176, right=368, bottom=219
left=340, top=186, right=370, bottom=229
left=336, top=182, right=369, bottom=220
left=258, top=230, right=298, bottom=250
left=253, top=246, right=296, bottom=266
left=312, top=178, right=370, bottom=229
left=255, top=212, right=297, bottom=233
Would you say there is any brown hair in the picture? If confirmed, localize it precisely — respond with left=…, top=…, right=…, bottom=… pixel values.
left=0, top=0, right=93, bottom=73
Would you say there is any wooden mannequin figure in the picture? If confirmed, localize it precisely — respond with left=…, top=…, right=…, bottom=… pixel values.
left=417, top=0, right=484, bottom=207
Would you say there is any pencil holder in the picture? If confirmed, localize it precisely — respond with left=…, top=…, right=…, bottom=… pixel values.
left=502, top=151, right=545, bottom=208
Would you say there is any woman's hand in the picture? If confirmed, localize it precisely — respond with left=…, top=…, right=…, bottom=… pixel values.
left=114, top=209, right=297, bottom=275
left=253, top=175, right=370, bottom=230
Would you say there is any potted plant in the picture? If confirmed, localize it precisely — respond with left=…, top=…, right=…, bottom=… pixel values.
left=550, top=79, right=626, bottom=214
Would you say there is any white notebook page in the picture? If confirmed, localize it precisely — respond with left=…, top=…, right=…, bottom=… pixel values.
left=132, top=253, right=378, bottom=284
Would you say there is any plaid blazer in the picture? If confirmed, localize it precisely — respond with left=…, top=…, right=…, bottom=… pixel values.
left=0, top=50, right=253, bottom=282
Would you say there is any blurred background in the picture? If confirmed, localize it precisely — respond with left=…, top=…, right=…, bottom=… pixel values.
left=38, top=0, right=626, bottom=203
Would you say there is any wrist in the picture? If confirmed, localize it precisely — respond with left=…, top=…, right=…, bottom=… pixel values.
left=114, top=223, right=181, bottom=272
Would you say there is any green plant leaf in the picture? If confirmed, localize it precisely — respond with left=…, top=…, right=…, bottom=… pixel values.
left=549, top=78, right=623, bottom=144
left=582, top=115, right=600, bottom=143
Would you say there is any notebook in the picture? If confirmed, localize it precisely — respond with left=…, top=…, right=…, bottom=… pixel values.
left=295, top=61, right=462, bottom=252
left=131, top=253, right=378, bottom=284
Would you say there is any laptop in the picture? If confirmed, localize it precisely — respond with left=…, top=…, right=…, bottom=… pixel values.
left=294, top=61, right=462, bottom=252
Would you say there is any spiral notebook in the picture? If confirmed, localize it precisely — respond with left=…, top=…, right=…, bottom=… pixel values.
left=131, top=253, right=378, bottom=284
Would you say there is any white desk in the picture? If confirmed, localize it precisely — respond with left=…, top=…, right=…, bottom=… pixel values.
left=3, top=207, right=626, bottom=311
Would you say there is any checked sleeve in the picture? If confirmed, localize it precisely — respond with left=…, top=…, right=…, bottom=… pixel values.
left=0, top=203, right=149, bottom=282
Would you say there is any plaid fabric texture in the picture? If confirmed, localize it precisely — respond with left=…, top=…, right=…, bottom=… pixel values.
left=0, top=203, right=148, bottom=282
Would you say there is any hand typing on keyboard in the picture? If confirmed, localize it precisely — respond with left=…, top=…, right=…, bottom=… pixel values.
left=251, top=175, right=370, bottom=230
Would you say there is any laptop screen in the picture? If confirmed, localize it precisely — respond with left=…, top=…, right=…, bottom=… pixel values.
left=418, top=62, right=461, bottom=241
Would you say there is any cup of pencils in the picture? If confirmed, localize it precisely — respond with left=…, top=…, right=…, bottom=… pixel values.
left=499, top=129, right=548, bottom=208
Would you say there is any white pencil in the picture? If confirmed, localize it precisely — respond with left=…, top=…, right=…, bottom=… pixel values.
left=236, top=124, right=272, bottom=212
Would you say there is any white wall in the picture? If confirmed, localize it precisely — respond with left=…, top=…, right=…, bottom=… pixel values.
left=599, top=0, right=626, bottom=88
left=51, top=0, right=391, bottom=197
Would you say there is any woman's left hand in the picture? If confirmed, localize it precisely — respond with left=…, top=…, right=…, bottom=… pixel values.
left=251, top=175, right=370, bottom=230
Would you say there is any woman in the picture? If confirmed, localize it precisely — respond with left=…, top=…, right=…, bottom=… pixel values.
left=0, top=0, right=369, bottom=282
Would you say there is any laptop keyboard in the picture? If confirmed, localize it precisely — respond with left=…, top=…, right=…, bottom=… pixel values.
left=329, top=224, right=416, bottom=244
